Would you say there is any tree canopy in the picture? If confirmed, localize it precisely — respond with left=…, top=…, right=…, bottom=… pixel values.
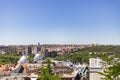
left=38, top=59, right=60, bottom=80
left=98, top=56, right=120, bottom=80
left=54, top=45, right=120, bottom=64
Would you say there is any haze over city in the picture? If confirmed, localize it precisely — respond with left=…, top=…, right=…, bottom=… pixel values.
left=0, top=0, right=120, bottom=45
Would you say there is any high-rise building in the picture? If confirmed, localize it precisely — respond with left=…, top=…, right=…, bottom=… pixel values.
left=25, top=46, right=32, bottom=54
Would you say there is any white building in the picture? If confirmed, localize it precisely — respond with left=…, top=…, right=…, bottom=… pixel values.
left=89, top=58, right=102, bottom=68
left=18, top=55, right=29, bottom=64
left=89, top=58, right=104, bottom=80
left=34, top=53, right=42, bottom=63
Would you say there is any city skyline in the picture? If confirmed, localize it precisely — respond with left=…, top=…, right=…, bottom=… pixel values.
left=0, top=0, right=120, bottom=45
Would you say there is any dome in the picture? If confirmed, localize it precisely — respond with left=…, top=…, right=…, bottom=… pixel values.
left=34, top=53, right=42, bottom=63
left=18, top=55, right=28, bottom=64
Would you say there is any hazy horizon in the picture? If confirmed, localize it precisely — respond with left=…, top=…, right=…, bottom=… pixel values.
left=0, top=0, right=120, bottom=45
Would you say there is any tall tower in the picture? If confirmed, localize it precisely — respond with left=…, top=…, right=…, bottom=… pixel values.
left=25, top=46, right=32, bottom=54
left=38, top=42, right=40, bottom=46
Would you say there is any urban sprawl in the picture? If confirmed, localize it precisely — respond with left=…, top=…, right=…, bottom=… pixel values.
left=0, top=43, right=120, bottom=80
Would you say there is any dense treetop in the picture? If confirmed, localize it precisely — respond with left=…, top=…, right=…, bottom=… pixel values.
left=54, top=45, right=120, bottom=64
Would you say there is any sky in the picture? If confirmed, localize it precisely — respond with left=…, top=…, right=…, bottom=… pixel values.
left=0, top=0, right=120, bottom=45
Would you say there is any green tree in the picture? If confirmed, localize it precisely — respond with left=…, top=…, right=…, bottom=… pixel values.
left=98, top=56, right=120, bottom=80
left=38, top=59, right=60, bottom=80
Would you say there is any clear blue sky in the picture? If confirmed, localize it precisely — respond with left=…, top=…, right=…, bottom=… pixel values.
left=0, top=0, right=120, bottom=45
